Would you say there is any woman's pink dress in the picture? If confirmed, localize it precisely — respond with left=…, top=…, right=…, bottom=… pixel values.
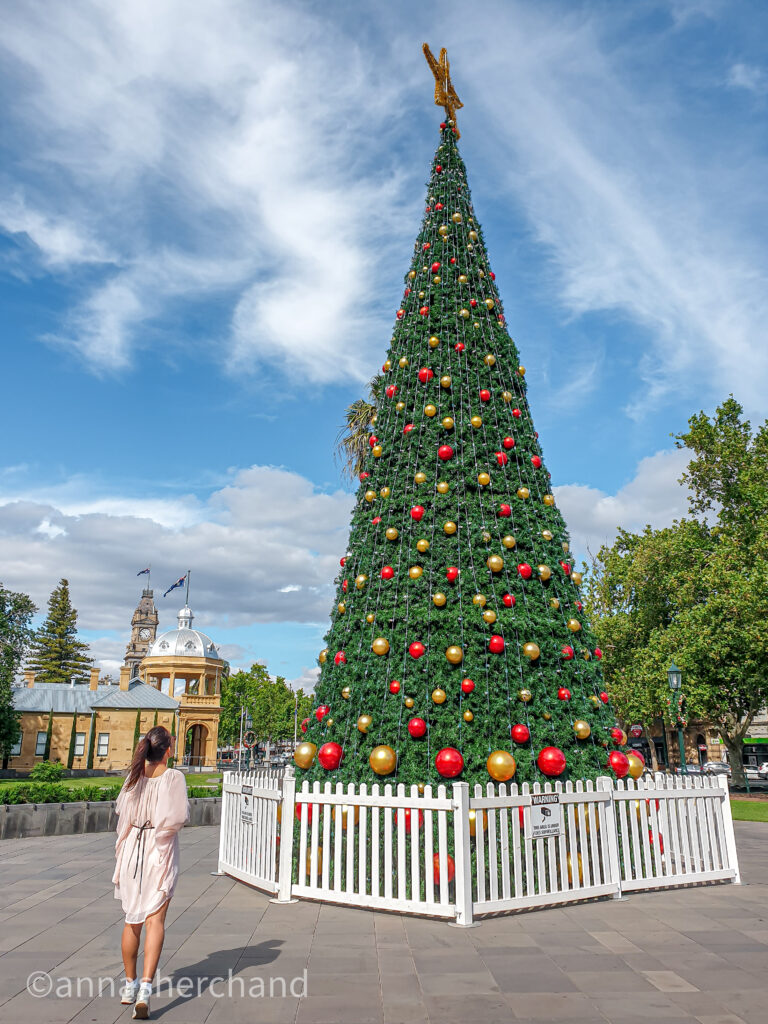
left=112, top=768, right=190, bottom=924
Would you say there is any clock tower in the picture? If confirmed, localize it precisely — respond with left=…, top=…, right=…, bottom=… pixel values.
left=124, top=587, right=159, bottom=677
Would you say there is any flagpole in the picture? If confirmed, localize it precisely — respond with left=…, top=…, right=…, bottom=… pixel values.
left=185, top=570, right=191, bottom=606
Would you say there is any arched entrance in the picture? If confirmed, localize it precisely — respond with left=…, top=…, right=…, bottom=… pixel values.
left=696, top=733, right=707, bottom=766
left=185, top=724, right=209, bottom=767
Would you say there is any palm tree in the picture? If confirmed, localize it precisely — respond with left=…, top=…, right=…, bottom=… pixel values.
left=335, top=374, right=383, bottom=482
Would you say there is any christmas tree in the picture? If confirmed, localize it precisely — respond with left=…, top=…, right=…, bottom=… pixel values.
left=298, top=49, right=634, bottom=791
left=26, top=578, right=92, bottom=684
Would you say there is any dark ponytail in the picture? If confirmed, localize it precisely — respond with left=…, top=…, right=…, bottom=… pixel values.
left=125, top=725, right=172, bottom=790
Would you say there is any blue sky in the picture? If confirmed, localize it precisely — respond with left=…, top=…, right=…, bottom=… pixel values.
left=1, top=0, right=767, bottom=688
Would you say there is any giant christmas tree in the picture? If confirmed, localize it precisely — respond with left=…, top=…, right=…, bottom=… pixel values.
left=298, top=48, right=633, bottom=791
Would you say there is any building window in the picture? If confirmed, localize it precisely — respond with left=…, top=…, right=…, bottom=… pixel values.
left=74, top=733, right=86, bottom=757
left=10, top=734, right=22, bottom=756
left=35, top=731, right=47, bottom=756
left=97, top=733, right=109, bottom=757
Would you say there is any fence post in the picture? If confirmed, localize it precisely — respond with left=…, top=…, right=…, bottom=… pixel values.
left=450, top=782, right=478, bottom=927
left=717, top=773, right=741, bottom=884
left=212, top=770, right=230, bottom=875
left=272, top=765, right=298, bottom=904
left=596, top=776, right=626, bottom=901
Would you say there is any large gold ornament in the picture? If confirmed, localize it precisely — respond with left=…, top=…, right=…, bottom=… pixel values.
left=572, top=572, right=583, bottom=586
left=429, top=335, right=440, bottom=348
left=433, top=592, right=447, bottom=607
left=432, top=687, right=447, bottom=704
left=451, top=211, right=462, bottom=223
left=502, top=534, right=517, bottom=549
left=542, top=529, right=553, bottom=541
left=364, top=490, right=376, bottom=503
left=442, top=416, right=454, bottom=429
left=380, top=486, right=390, bottom=498
left=404, top=697, right=414, bottom=709
left=543, top=493, right=555, bottom=506
left=319, top=648, right=328, bottom=664
left=566, top=619, right=582, bottom=633
left=416, top=538, right=430, bottom=552
left=470, top=415, right=482, bottom=428
left=386, top=526, right=399, bottom=540
left=538, top=565, right=552, bottom=581
left=355, top=574, right=368, bottom=590
left=444, top=521, right=457, bottom=535
left=446, top=645, right=463, bottom=664
left=341, top=686, right=351, bottom=700
left=484, top=353, right=496, bottom=366
left=366, top=613, right=375, bottom=623
left=372, top=445, right=382, bottom=458
left=463, top=709, right=474, bottom=722
left=337, top=602, right=346, bottom=614
left=424, top=404, right=437, bottom=418
left=294, top=742, right=317, bottom=769
left=439, top=224, right=450, bottom=237
left=472, top=593, right=486, bottom=607
left=399, top=356, right=408, bottom=368
left=409, top=565, right=423, bottom=579
left=522, top=642, right=541, bottom=660
left=468, top=808, right=488, bottom=836
left=573, top=720, right=591, bottom=740
left=437, top=481, right=450, bottom=494
left=487, top=750, right=516, bottom=782
left=518, top=688, right=532, bottom=702
left=370, top=745, right=397, bottom=775
left=487, top=555, right=503, bottom=572
left=372, top=637, right=390, bottom=656
left=550, top=598, right=560, bottom=610
left=517, top=487, right=530, bottom=500
left=440, top=375, right=452, bottom=388
left=502, top=390, right=513, bottom=403
left=357, top=714, right=373, bottom=733
left=478, top=472, right=491, bottom=486
left=627, top=752, right=645, bottom=780
left=482, top=609, right=497, bottom=624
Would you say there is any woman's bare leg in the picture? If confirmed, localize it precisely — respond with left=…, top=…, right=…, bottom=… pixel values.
left=121, top=921, right=143, bottom=979
left=141, top=899, right=170, bottom=983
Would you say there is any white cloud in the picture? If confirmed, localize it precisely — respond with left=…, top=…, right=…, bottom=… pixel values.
left=286, top=666, right=320, bottom=695
left=0, top=194, right=114, bottom=268
left=728, top=62, right=768, bottom=94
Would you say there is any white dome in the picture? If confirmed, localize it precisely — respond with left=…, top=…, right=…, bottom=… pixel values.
left=147, top=606, right=221, bottom=660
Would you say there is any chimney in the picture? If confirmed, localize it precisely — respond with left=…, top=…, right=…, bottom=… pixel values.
left=24, top=670, right=35, bottom=688
left=89, top=667, right=100, bottom=691
left=119, top=665, right=131, bottom=691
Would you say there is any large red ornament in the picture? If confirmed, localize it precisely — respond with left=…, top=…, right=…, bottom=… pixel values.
left=407, top=717, right=427, bottom=738
left=502, top=436, right=515, bottom=449
left=502, top=593, right=515, bottom=607
left=470, top=298, right=478, bottom=308
left=511, top=724, right=530, bottom=743
left=435, top=747, right=464, bottom=778
left=454, top=342, right=465, bottom=352
left=517, top=563, right=533, bottom=580
left=371, top=516, right=381, bottom=525
left=418, top=367, right=434, bottom=383
left=561, top=645, right=575, bottom=661
left=398, top=807, right=424, bottom=830
left=403, top=423, right=414, bottom=434
left=409, top=641, right=426, bottom=659
left=431, top=261, right=441, bottom=271
left=490, top=271, right=496, bottom=280
left=479, top=389, right=491, bottom=402
left=334, top=651, right=346, bottom=666
left=461, top=677, right=475, bottom=694
left=433, top=852, right=455, bottom=883
left=496, top=451, right=508, bottom=467
left=438, top=445, right=454, bottom=461
left=342, top=580, right=348, bottom=592
left=560, top=560, right=572, bottom=576
left=300, top=718, right=309, bottom=734
left=608, top=750, right=630, bottom=779
left=538, top=746, right=567, bottom=777
left=610, top=727, right=624, bottom=744
left=295, top=803, right=314, bottom=824
left=435, top=165, right=442, bottom=173
left=600, top=691, right=609, bottom=703
left=359, top=472, right=369, bottom=481
left=419, top=306, right=430, bottom=316
left=498, top=504, right=512, bottom=518
left=410, top=505, right=425, bottom=521
left=436, top=202, right=444, bottom=210
left=318, top=742, right=343, bottom=770
left=446, top=566, right=459, bottom=582
left=557, top=687, right=572, bottom=701
left=385, top=385, right=398, bottom=398
left=368, top=435, right=378, bottom=448
left=512, top=408, right=522, bottom=418
left=315, top=705, right=330, bottom=722
left=389, top=679, right=401, bottom=694
left=422, top=242, right=431, bottom=249
left=340, top=556, right=346, bottom=567
left=489, top=634, right=505, bottom=653
left=594, top=648, right=603, bottom=660
left=396, top=309, right=404, bottom=319
left=531, top=455, right=542, bottom=468
left=381, top=566, right=394, bottom=580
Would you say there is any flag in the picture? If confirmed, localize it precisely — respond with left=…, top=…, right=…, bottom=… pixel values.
left=137, top=568, right=150, bottom=576
left=163, top=574, right=186, bottom=598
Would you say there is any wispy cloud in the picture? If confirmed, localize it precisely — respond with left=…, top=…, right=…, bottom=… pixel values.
left=727, top=62, right=768, bottom=94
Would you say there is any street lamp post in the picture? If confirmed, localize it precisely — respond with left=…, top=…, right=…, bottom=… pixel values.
left=667, top=662, right=687, bottom=775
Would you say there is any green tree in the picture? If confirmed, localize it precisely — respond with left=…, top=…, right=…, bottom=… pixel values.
left=220, top=665, right=309, bottom=757
left=43, top=709, right=53, bottom=760
left=67, top=712, right=77, bottom=769
left=132, top=709, right=141, bottom=751
left=303, top=121, right=617, bottom=788
left=586, top=398, right=768, bottom=789
left=0, top=583, right=36, bottom=768
left=86, top=713, right=96, bottom=769
left=335, top=375, right=383, bottom=482
left=26, top=579, right=92, bottom=684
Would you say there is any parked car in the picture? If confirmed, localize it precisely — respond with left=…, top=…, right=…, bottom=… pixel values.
left=759, top=762, right=768, bottom=779
left=675, top=764, right=703, bottom=775
left=701, top=761, right=731, bottom=776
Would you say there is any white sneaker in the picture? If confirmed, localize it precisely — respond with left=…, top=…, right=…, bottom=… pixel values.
left=120, top=978, right=138, bottom=1004
left=132, top=982, right=152, bottom=1019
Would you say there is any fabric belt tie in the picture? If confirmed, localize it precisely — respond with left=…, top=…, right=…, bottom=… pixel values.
left=130, top=820, right=155, bottom=894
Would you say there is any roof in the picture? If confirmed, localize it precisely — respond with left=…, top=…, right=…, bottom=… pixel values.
left=146, top=605, right=222, bottom=661
left=13, top=681, right=178, bottom=713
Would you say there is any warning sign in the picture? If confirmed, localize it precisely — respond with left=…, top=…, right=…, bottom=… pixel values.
left=240, top=784, right=253, bottom=823
left=526, top=793, right=563, bottom=839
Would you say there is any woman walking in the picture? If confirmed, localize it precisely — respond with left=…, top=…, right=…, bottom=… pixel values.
left=113, top=725, right=190, bottom=1019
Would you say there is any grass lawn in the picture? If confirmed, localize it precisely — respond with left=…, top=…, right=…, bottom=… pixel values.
left=1, top=770, right=223, bottom=790
left=730, top=799, right=768, bottom=822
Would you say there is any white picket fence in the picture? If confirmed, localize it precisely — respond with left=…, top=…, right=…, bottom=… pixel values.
left=216, top=768, right=740, bottom=926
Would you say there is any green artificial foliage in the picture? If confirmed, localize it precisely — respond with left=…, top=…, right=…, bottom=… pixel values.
left=26, top=579, right=92, bottom=684
left=0, top=583, right=36, bottom=767
left=67, top=712, right=77, bottom=769
left=86, top=713, right=96, bottom=769
left=153, top=709, right=158, bottom=728
left=43, top=709, right=53, bottom=761
left=302, top=123, right=618, bottom=790
left=169, top=713, right=176, bottom=767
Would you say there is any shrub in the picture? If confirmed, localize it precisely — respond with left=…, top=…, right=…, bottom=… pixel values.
left=29, top=760, right=65, bottom=783
left=0, top=782, right=122, bottom=804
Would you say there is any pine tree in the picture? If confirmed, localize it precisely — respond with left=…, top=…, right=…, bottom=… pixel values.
left=67, top=712, right=77, bottom=769
left=26, top=579, right=92, bottom=684
left=133, top=710, right=142, bottom=751
left=86, top=713, right=96, bottom=769
left=301, top=119, right=627, bottom=790
left=43, top=709, right=53, bottom=760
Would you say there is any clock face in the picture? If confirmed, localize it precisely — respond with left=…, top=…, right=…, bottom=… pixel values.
left=139, top=628, right=151, bottom=641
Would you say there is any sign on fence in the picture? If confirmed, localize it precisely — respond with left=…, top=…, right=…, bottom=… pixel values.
left=240, top=784, right=253, bottom=823
left=527, top=792, right=562, bottom=839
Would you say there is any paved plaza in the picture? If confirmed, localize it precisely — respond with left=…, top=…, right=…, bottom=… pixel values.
left=0, top=822, right=765, bottom=1024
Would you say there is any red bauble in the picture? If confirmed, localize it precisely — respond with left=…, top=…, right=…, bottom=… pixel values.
left=502, top=436, right=516, bottom=449
left=496, top=451, right=508, bottom=467
left=435, top=165, right=442, bottom=173
left=318, top=742, right=343, bottom=770
left=403, top=423, right=414, bottom=434
left=422, top=242, right=431, bottom=250
left=342, top=579, right=348, bottom=592
left=368, top=435, right=378, bottom=448
left=431, top=261, right=441, bottom=272
left=490, top=271, right=496, bottom=280
left=511, top=724, right=530, bottom=743
left=449, top=256, right=456, bottom=263
left=433, top=852, right=455, bottom=883
left=407, top=717, right=427, bottom=738
left=594, top=648, right=603, bottom=660
left=502, top=593, right=515, bottom=607
left=531, top=455, right=542, bottom=468
left=599, top=691, right=609, bottom=703
left=295, top=803, right=314, bottom=824
left=334, top=651, right=347, bottom=666
left=557, top=687, right=572, bottom=701
left=436, top=202, right=444, bottom=210
left=446, top=566, right=460, bottom=582
left=561, top=645, right=575, bottom=661
left=574, top=601, right=583, bottom=611
left=300, top=717, right=309, bottom=734
left=382, top=362, right=389, bottom=373
left=454, top=342, right=465, bottom=352
left=419, top=306, right=430, bottom=316
left=315, top=704, right=330, bottom=722
left=398, top=807, right=424, bottom=830
left=340, top=556, right=346, bottom=567
left=608, top=750, right=630, bottom=779
left=560, top=560, right=572, bottom=576
left=409, top=641, right=426, bottom=659
left=489, top=634, right=505, bottom=653
left=418, top=367, right=434, bottom=383
left=438, top=445, right=454, bottom=461
left=512, top=408, right=522, bottom=418
left=537, top=746, right=567, bottom=777
left=648, top=830, right=664, bottom=854
left=381, top=566, right=394, bottom=580
left=517, top=562, right=533, bottom=580
left=404, top=288, right=411, bottom=296
left=396, top=309, right=404, bottom=319
left=385, top=385, right=397, bottom=398
left=461, top=677, right=475, bottom=694
left=479, top=389, right=491, bottom=402
left=371, top=516, right=382, bottom=525
left=410, top=505, right=425, bottom=521
left=498, top=504, right=512, bottom=517
left=610, top=727, right=624, bottom=743
left=470, top=298, right=478, bottom=308
left=435, top=747, right=464, bottom=778
left=359, top=471, right=369, bottom=481
left=630, top=749, right=646, bottom=765
left=389, top=679, right=401, bottom=694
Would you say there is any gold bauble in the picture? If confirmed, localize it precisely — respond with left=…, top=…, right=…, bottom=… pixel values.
left=589, top=695, right=600, bottom=707
left=459, top=308, right=470, bottom=319
left=451, top=211, right=462, bottom=223
left=550, top=598, right=560, bottom=610
left=478, top=472, right=491, bottom=486
left=357, top=714, right=373, bottom=733
left=484, top=297, right=494, bottom=309
left=484, top=354, right=496, bottom=366
left=473, top=593, right=487, bottom=607
left=482, top=609, right=497, bottom=624
left=502, top=534, right=517, bottom=549
left=627, top=753, right=645, bottom=780
left=364, top=489, right=376, bottom=503
left=517, top=487, right=530, bottom=500
left=469, top=230, right=479, bottom=241
left=442, top=416, right=454, bottom=429
left=482, top=530, right=492, bottom=542
left=458, top=274, right=468, bottom=283
left=438, top=225, right=449, bottom=236
left=372, top=637, right=390, bottom=656
left=385, top=527, right=399, bottom=540
left=414, top=471, right=427, bottom=484
left=355, top=574, right=368, bottom=589
left=502, top=391, right=513, bottom=403
left=487, top=555, right=504, bottom=572
left=396, top=401, right=405, bottom=411
left=437, top=481, right=450, bottom=494
left=433, top=592, right=447, bottom=607
left=518, top=366, right=526, bottom=376
left=409, top=565, right=423, bottom=579
left=338, top=602, right=346, bottom=614
left=542, top=711, right=551, bottom=721
left=319, top=648, right=328, bottom=664
left=468, top=808, right=487, bottom=836
left=445, top=645, right=463, bottom=664
left=369, top=745, right=397, bottom=775
left=543, top=493, right=555, bottom=506
left=444, top=521, right=457, bottom=535
left=294, top=742, right=317, bottom=769
left=371, top=414, right=377, bottom=424
left=380, top=486, right=390, bottom=498
left=542, top=529, right=554, bottom=541
left=572, top=572, right=583, bottom=586
left=417, top=782, right=425, bottom=794
left=440, top=375, right=452, bottom=389
left=399, top=356, right=408, bottom=368
left=538, top=565, right=552, bottom=581
left=522, top=642, right=541, bottom=660
left=383, top=359, right=392, bottom=370
left=341, top=686, right=351, bottom=700
left=470, top=415, right=483, bottom=428
left=404, top=696, right=414, bottom=708
left=340, top=804, right=360, bottom=828
left=573, top=719, right=591, bottom=740
left=567, top=852, right=584, bottom=885
left=408, top=270, right=416, bottom=280
left=583, top=650, right=591, bottom=660
left=463, top=709, right=474, bottom=723
left=428, top=335, right=440, bottom=348
left=487, top=750, right=516, bottom=782
left=366, top=613, right=375, bottom=624
left=519, top=688, right=532, bottom=703
left=424, top=404, right=437, bottom=418
left=416, top=538, right=430, bottom=552
left=478, top=268, right=484, bottom=277
left=372, top=445, right=383, bottom=458
left=432, top=687, right=447, bottom=704
left=567, top=618, right=582, bottom=632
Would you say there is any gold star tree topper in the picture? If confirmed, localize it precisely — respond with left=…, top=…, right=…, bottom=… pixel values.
left=423, top=43, right=463, bottom=137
